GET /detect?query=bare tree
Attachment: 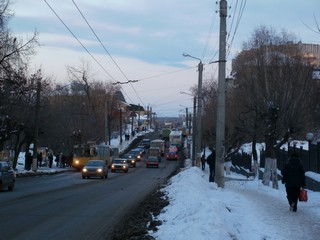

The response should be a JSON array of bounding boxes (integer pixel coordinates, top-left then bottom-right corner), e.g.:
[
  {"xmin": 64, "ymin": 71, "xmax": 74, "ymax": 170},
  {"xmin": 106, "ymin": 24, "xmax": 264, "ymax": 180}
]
[{"xmin": 232, "ymin": 25, "xmax": 315, "ymax": 188}]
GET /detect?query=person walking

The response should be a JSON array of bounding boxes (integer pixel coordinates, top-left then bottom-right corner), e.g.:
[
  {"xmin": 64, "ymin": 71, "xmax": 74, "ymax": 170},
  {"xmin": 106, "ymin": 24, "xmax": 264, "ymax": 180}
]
[
  {"xmin": 37, "ymin": 151, "xmax": 43, "ymax": 168},
  {"xmin": 281, "ymin": 153, "xmax": 306, "ymax": 212},
  {"xmin": 25, "ymin": 152, "xmax": 32, "ymax": 170},
  {"xmin": 48, "ymin": 150, "xmax": 53, "ymax": 168},
  {"xmin": 206, "ymin": 149, "xmax": 216, "ymax": 182}
]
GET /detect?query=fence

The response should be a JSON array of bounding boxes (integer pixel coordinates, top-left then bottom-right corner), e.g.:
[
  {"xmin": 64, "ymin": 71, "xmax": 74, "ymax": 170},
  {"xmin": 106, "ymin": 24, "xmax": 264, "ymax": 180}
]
[{"xmin": 230, "ymin": 142, "xmax": 320, "ymax": 174}]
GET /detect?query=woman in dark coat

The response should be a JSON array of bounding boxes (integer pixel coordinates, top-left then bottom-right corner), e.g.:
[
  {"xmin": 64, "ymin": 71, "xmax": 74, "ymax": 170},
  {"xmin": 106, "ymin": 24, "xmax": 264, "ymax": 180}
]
[
  {"xmin": 206, "ymin": 150, "xmax": 216, "ymax": 183},
  {"xmin": 281, "ymin": 153, "xmax": 306, "ymax": 212}
]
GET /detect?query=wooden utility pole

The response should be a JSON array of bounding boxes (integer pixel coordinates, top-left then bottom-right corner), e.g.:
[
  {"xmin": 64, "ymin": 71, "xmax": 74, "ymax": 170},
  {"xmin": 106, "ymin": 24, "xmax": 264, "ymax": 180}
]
[{"xmin": 215, "ymin": 0, "xmax": 227, "ymax": 187}]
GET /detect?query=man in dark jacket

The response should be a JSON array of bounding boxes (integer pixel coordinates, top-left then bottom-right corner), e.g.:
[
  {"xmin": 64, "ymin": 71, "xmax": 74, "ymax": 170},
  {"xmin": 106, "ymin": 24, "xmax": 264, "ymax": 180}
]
[
  {"xmin": 281, "ymin": 153, "xmax": 306, "ymax": 212},
  {"xmin": 206, "ymin": 150, "xmax": 216, "ymax": 182}
]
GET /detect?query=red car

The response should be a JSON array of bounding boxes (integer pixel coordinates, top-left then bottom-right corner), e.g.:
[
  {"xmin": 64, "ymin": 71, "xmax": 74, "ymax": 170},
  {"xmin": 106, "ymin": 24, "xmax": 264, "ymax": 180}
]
[
  {"xmin": 146, "ymin": 156, "xmax": 159, "ymax": 168},
  {"xmin": 166, "ymin": 151, "xmax": 178, "ymax": 160}
]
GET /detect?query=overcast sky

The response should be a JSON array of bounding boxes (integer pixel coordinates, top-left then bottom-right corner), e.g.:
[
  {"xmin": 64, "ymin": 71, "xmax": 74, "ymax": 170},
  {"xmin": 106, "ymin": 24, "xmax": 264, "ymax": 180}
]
[{"xmin": 8, "ymin": 0, "xmax": 320, "ymax": 117}]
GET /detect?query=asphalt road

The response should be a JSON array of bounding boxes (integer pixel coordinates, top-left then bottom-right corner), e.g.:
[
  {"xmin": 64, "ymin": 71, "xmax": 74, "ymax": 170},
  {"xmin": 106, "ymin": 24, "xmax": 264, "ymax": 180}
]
[{"xmin": 0, "ymin": 157, "xmax": 179, "ymax": 240}]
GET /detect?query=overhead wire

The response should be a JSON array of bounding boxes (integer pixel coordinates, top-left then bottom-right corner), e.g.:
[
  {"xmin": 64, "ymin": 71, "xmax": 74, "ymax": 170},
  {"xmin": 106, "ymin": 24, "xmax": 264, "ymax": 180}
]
[
  {"xmin": 226, "ymin": 0, "xmax": 247, "ymax": 58},
  {"xmin": 71, "ymin": 0, "xmax": 145, "ymax": 108},
  {"xmin": 132, "ymin": 66, "xmax": 196, "ymax": 82},
  {"xmin": 44, "ymin": 0, "xmax": 117, "ymax": 83}
]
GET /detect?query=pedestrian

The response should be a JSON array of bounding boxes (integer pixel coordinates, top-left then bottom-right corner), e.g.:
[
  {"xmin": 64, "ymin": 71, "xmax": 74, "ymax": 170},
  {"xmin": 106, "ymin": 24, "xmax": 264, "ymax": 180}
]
[
  {"xmin": 25, "ymin": 152, "xmax": 32, "ymax": 170},
  {"xmin": 60, "ymin": 153, "xmax": 66, "ymax": 168},
  {"xmin": 281, "ymin": 152, "xmax": 306, "ymax": 212},
  {"xmin": 206, "ymin": 149, "xmax": 216, "ymax": 182},
  {"xmin": 55, "ymin": 154, "xmax": 60, "ymax": 167},
  {"xmin": 48, "ymin": 150, "xmax": 53, "ymax": 168},
  {"xmin": 37, "ymin": 151, "xmax": 43, "ymax": 168},
  {"xmin": 201, "ymin": 154, "xmax": 206, "ymax": 171}
]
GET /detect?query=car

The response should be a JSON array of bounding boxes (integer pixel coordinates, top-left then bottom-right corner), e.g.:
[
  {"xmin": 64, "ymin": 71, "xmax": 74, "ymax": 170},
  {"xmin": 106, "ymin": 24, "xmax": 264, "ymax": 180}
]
[
  {"xmin": 122, "ymin": 153, "xmax": 137, "ymax": 167},
  {"xmin": 0, "ymin": 161, "xmax": 16, "ymax": 191},
  {"xmin": 111, "ymin": 158, "xmax": 129, "ymax": 173},
  {"xmin": 127, "ymin": 148, "xmax": 143, "ymax": 161},
  {"xmin": 168, "ymin": 145, "xmax": 178, "ymax": 153},
  {"xmin": 135, "ymin": 146, "xmax": 145, "ymax": 156},
  {"xmin": 146, "ymin": 156, "xmax": 159, "ymax": 168},
  {"xmin": 141, "ymin": 138, "xmax": 150, "ymax": 149},
  {"xmin": 82, "ymin": 160, "xmax": 108, "ymax": 179},
  {"xmin": 166, "ymin": 150, "xmax": 178, "ymax": 160}
]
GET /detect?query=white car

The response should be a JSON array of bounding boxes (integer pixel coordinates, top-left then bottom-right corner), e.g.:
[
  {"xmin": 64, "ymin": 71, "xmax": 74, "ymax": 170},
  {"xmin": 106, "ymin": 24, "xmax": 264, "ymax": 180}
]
[{"xmin": 111, "ymin": 158, "xmax": 129, "ymax": 173}]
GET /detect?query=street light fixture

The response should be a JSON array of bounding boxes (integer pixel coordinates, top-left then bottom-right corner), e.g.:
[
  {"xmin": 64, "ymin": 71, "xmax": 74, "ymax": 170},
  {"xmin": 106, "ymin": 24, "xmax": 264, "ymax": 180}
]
[{"xmin": 182, "ymin": 53, "xmax": 203, "ymax": 167}]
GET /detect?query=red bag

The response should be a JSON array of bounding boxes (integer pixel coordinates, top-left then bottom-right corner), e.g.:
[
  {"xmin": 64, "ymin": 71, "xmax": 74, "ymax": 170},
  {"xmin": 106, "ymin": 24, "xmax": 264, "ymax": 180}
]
[{"xmin": 299, "ymin": 189, "xmax": 308, "ymax": 202}]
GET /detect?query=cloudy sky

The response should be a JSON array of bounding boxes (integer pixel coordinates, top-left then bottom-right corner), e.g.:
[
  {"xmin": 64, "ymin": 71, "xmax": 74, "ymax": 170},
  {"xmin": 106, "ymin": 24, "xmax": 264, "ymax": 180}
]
[{"xmin": 8, "ymin": 0, "xmax": 320, "ymax": 117}]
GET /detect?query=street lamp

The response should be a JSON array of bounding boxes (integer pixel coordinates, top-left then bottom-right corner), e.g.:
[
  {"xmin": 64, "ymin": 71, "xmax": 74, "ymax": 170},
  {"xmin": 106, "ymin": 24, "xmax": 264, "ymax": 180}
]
[
  {"xmin": 182, "ymin": 53, "xmax": 203, "ymax": 167},
  {"xmin": 180, "ymin": 91, "xmax": 197, "ymax": 166}
]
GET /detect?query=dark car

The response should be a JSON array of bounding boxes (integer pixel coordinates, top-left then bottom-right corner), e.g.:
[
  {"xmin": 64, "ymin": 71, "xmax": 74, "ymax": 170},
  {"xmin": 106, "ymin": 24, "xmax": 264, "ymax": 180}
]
[
  {"xmin": 127, "ymin": 148, "xmax": 143, "ymax": 161},
  {"xmin": 0, "ymin": 161, "xmax": 16, "ymax": 191},
  {"xmin": 166, "ymin": 150, "xmax": 178, "ymax": 160},
  {"xmin": 122, "ymin": 153, "xmax": 137, "ymax": 167},
  {"xmin": 111, "ymin": 158, "xmax": 129, "ymax": 173},
  {"xmin": 135, "ymin": 146, "xmax": 145, "ymax": 156},
  {"xmin": 141, "ymin": 139, "xmax": 150, "ymax": 149},
  {"xmin": 82, "ymin": 160, "xmax": 108, "ymax": 179},
  {"xmin": 146, "ymin": 156, "xmax": 159, "ymax": 168}
]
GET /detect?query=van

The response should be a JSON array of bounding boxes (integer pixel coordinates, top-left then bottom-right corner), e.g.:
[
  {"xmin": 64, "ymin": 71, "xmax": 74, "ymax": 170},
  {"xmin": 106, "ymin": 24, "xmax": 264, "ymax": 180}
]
[{"xmin": 148, "ymin": 147, "xmax": 161, "ymax": 161}]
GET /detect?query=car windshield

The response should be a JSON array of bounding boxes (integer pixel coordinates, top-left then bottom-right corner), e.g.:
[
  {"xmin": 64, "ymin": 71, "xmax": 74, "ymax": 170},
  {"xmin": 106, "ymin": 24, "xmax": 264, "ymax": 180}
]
[
  {"xmin": 87, "ymin": 161, "xmax": 103, "ymax": 166},
  {"xmin": 127, "ymin": 152, "xmax": 139, "ymax": 157},
  {"xmin": 114, "ymin": 160, "xmax": 125, "ymax": 164},
  {"xmin": 148, "ymin": 157, "xmax": 158, "ymax": 161},
  {"xmin": 123, "ymin": 154, "xmax": 134, "ymax": 159}
]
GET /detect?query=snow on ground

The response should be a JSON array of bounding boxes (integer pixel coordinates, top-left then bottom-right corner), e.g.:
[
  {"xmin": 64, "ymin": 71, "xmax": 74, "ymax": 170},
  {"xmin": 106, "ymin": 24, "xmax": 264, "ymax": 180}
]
[{"xmin": 150, "ymin": 163, "xmax": 320, "ymax": 240}]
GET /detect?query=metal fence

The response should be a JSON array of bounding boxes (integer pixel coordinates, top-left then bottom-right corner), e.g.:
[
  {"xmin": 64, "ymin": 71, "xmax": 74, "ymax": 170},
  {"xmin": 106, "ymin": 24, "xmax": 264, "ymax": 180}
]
[{"xmin": 230, "ymin": 142, "xmax": 320, "ymax": 174}]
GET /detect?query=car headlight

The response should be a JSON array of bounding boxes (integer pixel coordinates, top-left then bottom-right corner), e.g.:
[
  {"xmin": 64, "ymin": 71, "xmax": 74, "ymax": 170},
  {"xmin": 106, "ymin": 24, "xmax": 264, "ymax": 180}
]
[
  {"xmin": 111, "ymin": 165, "xmax": 115, "ymax": 168},
  {"xmin": 82, "ymin": 168, "xmax": 87, "ymax": 172},
  {"xmin": 75, "ymin": 160, "xmax": 79, "ymax": 164},
  {"xmin": 131, "ymin": 160, "xmax": 135, "ymax": 163},
  {"xmin": 97, "ymin": 168, "xmax": 102, "ymax": 172}
]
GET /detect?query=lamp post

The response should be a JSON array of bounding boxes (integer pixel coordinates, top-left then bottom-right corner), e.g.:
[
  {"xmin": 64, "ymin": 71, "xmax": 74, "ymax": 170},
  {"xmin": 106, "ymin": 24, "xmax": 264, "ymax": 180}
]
[
  {"xmin": 119, "ymin": 108, "xmax": 123, "ymax": 144},
  {"xmin": 182, "ymin": 53, "xmax": 203, "ymax": 167},
  {"xmin": 180, "ymin": 91, "xmax": 197, "ymax": 165},
  {"xmin": 179, "ymin": 104, "xmax": 189, "ymax": 129}
]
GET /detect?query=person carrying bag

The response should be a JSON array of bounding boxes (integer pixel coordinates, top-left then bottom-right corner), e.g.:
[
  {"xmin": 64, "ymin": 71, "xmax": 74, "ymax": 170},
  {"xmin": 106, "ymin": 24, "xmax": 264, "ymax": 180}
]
[{"xmin": 281, "ymin": 152, "xmax": 306, "ymax": 212}]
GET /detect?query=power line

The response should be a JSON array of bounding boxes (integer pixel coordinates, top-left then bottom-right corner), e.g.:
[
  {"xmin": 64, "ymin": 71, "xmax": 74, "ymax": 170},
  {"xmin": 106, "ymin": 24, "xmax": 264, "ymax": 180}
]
[
  {"xmin": 44, "ymin": 0, "xmax": 117, "ymax": 83},
  {"xmin": 72, "ymin": 0, "xmax": 145, "ymax": 109},
  {"xmin": 44, "ymin": 0, "xmax": 137, "ymax": 105},
  {"xmin": 132, "ymin": 66, "xmax": 196, "ymax": 82},
  {"xmin": 226, "ymin": 0, "xmax": 247, "ymax": 58}
]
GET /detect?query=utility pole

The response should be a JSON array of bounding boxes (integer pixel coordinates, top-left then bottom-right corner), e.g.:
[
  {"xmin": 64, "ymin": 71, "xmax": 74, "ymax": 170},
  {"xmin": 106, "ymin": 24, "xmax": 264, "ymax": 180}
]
[
  {"xmin": 196, "ymin": 61, "xmax": 203, "ymax": 167},
  {"xmin": 182, "ymin": 53, "xmax": 204, "ymax": 167},
  {"xmin": 119, "ymin": 108, "xmax": 123, "ymax": 144},
  {"xmin": 192, "ymin": 96, "xmax": 197, "ymax": 166},
  {"xmin": 215, "ymin": 0, "xmax": 227, "ymax": 188},
  {"xmin": 32, "ymin": 78, "xmax": 41, "ymax": 172},
  {"xmin": 185, "ymin": 107, "xmax": 188, "ymax": 129}
]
